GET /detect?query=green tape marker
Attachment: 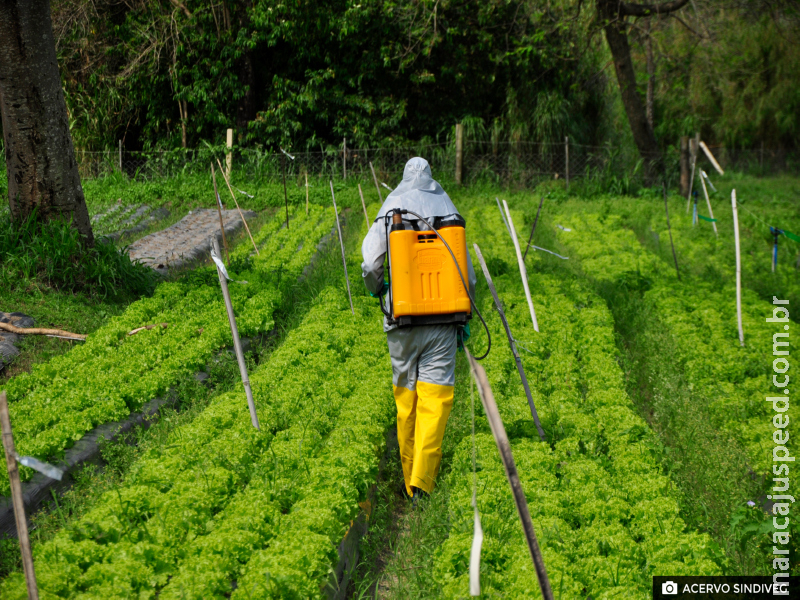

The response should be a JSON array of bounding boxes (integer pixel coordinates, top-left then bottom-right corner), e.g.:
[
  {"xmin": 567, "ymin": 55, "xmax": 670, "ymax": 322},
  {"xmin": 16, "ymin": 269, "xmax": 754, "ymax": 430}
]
[
  {"xmin": 698, "ymin": 215, "xmax": 717, "ymax": 223},
  {"xmin": 783, "ymin": 230, "xmax": 800, "ymax": 243}
]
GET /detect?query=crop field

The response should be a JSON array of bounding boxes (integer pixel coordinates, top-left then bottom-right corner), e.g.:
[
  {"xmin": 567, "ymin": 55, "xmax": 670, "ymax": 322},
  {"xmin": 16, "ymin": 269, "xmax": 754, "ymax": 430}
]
[{"xmin": 0, "ymin": 175, "xmax": 796, "ymax": 598}]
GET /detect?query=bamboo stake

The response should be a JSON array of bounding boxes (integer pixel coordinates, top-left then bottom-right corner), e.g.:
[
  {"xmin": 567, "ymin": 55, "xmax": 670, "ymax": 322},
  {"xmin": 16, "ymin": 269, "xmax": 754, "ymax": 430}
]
[
  {"xmin": 210, "ymin": 163, "xmax": 230, "ymax": 264},
  {"xmin": 225, "ymin": 128, "xmax": 233, "ymax": 179},
  {"xmin": 305, "ymin": 172, "xmax": 309, "ymax": 216},
  {"xmin": 369, "ymin": 161, "xmax": 383, "ymax": 204},
  {"xmin": 523, "ymin": 195, "xmax": 545, "ymax": 261},
  {"xmin": 699, "ymin": 141, "xmax": 724, "ymax": 175},
  {"xmin": 473, "ymin": 244, "xmax": 546, "ymax": 440},
  {"xmin": 699, "ymin": 169, "xmax": 718, "ymax": 236},
  {"xmin": 495, "ymin": 197, "xmax": 512, "ymax": 238},
  {"xmin": 215, "ymin": 158, "xmax": 259, "ymax": 255},
  {"xmin": 210, "ymin": 238, "xmax": 260, "ymax": 429},
  {"xmin": 329, "ymin": 181, "xmax": 354, "ymax": 315},
  {"xmin": 358, "ymin": 184, "xmax": 370, "ymax": 230},
  {"xmin": 732, "ymin": 190, "xmax": 745, "ymax": 346},
  {"xmin": 463, "ymin": 352, "xmax": 553, "ymax": 600},
  {"xmin": 686, "ymin": 133, "xmax": 699, "ymax": 213},
  {"xmin": 663, "ymin": 182, "xmax": 681, "ymax": 281},
  {"xmin": 502, "ymin": 200, "xmax": 539, "ymax": 332},
  {"xmin": 0, "ymin": 392, "xmax": 39, "ymax": 600}
]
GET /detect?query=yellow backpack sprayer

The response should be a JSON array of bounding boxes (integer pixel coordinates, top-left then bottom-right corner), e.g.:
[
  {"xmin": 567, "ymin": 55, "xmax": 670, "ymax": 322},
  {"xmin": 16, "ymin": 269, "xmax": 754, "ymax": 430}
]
[{"xmin": 378, "ymin": 208, "xmax": 491, "ymax": 358}]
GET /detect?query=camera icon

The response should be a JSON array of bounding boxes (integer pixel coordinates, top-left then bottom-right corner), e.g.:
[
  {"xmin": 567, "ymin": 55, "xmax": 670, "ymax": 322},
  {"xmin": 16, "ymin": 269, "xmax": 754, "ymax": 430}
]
[{"xmin": 662, "ymin": 581, "xmax": 679, "ymax": 595}]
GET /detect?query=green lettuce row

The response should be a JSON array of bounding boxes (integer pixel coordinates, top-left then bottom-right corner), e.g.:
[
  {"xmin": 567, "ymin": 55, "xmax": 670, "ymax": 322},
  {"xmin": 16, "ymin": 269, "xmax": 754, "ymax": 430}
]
[
  {"xmin": 649, "ymin": 194, "xmax": 800, "ymax": 310},
  {"xmin": 552, "ymin": 209, "xmax": 796, "ymax": 474},
  {"xmin": 0, "ymin": 206, "xmax": 332, "ymax": 495},
  {"xmin": 0, "ymin": 289, "xmax": 391, "ymax": 599},
  {"xmin": 430, "ymin": 206, "xmax": 721, "ymax": 598}
]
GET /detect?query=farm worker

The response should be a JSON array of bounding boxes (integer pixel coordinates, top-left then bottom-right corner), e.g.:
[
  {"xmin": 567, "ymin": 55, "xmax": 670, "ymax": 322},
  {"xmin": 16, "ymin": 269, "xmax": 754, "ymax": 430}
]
[{"xmin": 361, "ymin": 157, "xmax": 475, "ymax": 502}]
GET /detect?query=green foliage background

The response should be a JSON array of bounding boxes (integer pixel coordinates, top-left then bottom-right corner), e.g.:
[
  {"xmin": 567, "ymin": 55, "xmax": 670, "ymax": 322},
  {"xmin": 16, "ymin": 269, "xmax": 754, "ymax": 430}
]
[{"xmin": 49, "ymin": 0, "xmax": 798, "ymax": 155}]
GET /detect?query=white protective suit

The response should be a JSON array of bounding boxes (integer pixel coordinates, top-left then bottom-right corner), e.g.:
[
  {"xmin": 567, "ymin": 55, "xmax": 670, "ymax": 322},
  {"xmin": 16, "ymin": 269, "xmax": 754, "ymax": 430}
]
[{"xmin": 361, "ymin": 157, "xmax": 476, "ymax": 495}]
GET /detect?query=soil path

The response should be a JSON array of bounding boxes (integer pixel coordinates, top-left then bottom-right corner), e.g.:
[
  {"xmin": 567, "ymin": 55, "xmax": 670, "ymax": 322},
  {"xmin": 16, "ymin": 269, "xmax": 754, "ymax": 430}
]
[{"xmin": 128, "ymin": 208, "xmax": 256, "ymax": 273}]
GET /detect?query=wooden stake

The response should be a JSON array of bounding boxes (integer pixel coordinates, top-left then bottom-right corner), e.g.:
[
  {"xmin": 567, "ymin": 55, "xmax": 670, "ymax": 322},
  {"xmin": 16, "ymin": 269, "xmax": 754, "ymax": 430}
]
[
  {"xmin": 663, "ymin": 182, "xmax": 681, "ymax": 281},
  {"xmin": 502, "ymin": 200, "xmax": 539, "ymax": 332},
  {"xmin": 305, "ymin": 171, "xmax": 309, "ymax": 216},
  {"xmin": 523, "ymin": 195, "xmax": 545, "ymax": 261},
  {"xmin": 463, "ymin": 353, "xmax": 553, "ymax": 600},
  {"xmin": 369, "ymin": 161, "xmax": 383, "ymax": 204},
  {"xmin": 686, "ymin": 133, "xmax": 699, "ymax": 213},
  {"xmin": 455, "ymin": 123, "xmax": 464, "ymax": 185},
  {"xmin": 473, "ymin": 244, "xmax": 546, "ymax": 440},
  {"xmin": 699, "ymin": 170, "xmax": 718, "ymax": 236},
  {"xmin": 700, "ymin": 141, "xmax": 724, "ymax": 176},
  {"xmin": 0, "ymin": 392, "xmax": 39, "ymax": 600},
  {"xmin": 496, "ymin": 197, "xmax": 512, "ymax": 239},
  {"xmin": 564, "ymin": 136, "xmax": 569, "ymax": 191},
  {"xmin": 226, "ymin": 128, "xmax": 233, "ymax": 180},
  {"xmin": 732, "ymin": 190, "xmax": 745, "ymax": 346},
  {"xmin": 210, "ymin": 238, "xmax": 260, "ymax": 429},
  {"xmin": 343, "ymin": 137, "xmax": 347, "ymax": 181},
  {"xmin": 211, "ymin": 163, "xmax": 230, "ymax": 264},
  {"xmin": 215, "ymin": 158, "xmax": 259, "ymax": 255},
  {"xmin": 281, "ymin": 152, "xmax": 289, "ymax": 230},
  {"xmin": 330, "ymin": 181, "xmax": 354, "ymax": 315},
  {"xmin": 358, "ymin": 184, "xmax": 369, "ymax": 230}
]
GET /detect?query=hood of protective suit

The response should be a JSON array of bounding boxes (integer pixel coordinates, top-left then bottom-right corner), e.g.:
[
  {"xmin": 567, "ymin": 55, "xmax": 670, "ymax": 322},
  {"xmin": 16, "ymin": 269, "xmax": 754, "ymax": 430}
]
[{"xmin": 374, "ymin": 157, "xmax": 460, "ymax": 222}]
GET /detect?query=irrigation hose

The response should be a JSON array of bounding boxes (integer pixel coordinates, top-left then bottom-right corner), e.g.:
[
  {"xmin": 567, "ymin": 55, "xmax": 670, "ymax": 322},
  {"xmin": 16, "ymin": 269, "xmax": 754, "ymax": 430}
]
[{"xmin": 382, "ymin": 209, "xmax": 491, "ymax": 361}]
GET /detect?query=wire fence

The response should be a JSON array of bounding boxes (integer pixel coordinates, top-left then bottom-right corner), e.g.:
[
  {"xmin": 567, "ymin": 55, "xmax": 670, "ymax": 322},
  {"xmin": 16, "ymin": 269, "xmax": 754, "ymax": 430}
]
[{"xmin": 67, "ymin": 140, "xmax": 800, "ymax": 187}]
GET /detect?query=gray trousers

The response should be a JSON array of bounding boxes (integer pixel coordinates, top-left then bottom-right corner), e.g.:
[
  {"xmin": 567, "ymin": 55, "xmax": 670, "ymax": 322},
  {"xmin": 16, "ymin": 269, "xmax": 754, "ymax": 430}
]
[{"xmin": 386, "ymin": 324, "xmax": 457, "ymax": 391}]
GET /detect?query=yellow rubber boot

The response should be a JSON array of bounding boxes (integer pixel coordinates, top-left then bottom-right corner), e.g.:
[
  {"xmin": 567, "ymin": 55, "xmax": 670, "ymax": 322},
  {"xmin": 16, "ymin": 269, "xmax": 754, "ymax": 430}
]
[
  {"xmin": 410, "ymin": 381, "xmax": 454, "ymax": 493},
  {"xmin": 393, "ymin": 385, "xmax": 418, "ymax": 497}
]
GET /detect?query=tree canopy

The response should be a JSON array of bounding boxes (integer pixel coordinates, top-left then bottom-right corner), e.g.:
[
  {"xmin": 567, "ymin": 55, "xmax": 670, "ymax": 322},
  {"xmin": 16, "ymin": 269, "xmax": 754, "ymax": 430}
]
[{"xmin": 51, "ymin": 0, "xmax": 799, "ymax": 154}]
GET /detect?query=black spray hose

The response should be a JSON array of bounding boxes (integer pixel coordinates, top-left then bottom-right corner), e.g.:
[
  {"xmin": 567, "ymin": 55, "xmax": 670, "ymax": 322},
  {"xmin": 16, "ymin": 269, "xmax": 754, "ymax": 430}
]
[{"xmin": 382, "ymin": 208, "xmax": 491, "ymax": 360}]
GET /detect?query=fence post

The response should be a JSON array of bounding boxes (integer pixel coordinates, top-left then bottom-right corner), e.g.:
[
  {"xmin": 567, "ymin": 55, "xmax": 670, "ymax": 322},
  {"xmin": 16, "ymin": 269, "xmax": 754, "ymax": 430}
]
[
  {"xmin": 455, "ymin": 123, "xmax": 463, "ymax": 185},
  {"xmin": 226, "ymin": 128, "xmax": 233, "ymax": 180},
  {"xmin": 118, "ymin": 139, "xmax": 122, "ymax": 172},
  {"xmin": 680, "ymin": 136, "xmax": 690, "ymax": 196},
  {"xmin": 343, "ymin": 137, "xmax": 347, "ymax": 181},
  {"xmin": 564, "ymin": 136, "xmax": 569, "ymax": 191}
]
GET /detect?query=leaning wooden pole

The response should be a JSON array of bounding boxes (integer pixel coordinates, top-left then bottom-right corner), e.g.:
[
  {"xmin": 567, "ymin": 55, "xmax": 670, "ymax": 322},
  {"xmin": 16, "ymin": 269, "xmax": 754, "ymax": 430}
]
[
  {"xmin": 0, "ymin": 392, "xmax": 39, "ymax": 600},
  {"xmin": 463, "ymin": 352, "xmax": 554, "ymax": 600},
  {"xmin": 358, "ymin": 183, "xmax": 370, "ymax": 230},
  {"xmin": 523, "ymin": 195, "xmax": 545, "ymax": 261},
  {"xmin": 474, "ymin": 244, "xmax": 546, "ymax": 441},
  {"xmin": 305, "ymin": 172, "xmax": 309, "ymax": 216},
  {"xmin": 330, "ymin": 181, "xmax": 354, "ymax": 315},
  {"xmin": 369, "ymin": 161, "xmax": 383, "ymax": 204},
  {"xmin": 211, "ymin": 163, "xmax": 230, "ymax": 264},
  {"xmin": 215, "ymin": 158, "xmax": 259, "ymax": 255},
  {"xmin": 210, "ymin": 238, "xmax": 260, "ymax": 429},
  {"xmin": 502, "ymin": 200, "xmax": 539, "ymax": 332},
  {"xmin": 732, "ymin": 190, "xmax": 745, "ymax": 346}
]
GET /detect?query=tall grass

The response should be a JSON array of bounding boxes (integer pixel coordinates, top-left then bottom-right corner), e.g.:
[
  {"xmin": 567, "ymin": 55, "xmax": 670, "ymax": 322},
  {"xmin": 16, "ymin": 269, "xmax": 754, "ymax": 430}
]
[{"xmin": 0, "ymin": 211, "xmax": 156, "ymax": 298}]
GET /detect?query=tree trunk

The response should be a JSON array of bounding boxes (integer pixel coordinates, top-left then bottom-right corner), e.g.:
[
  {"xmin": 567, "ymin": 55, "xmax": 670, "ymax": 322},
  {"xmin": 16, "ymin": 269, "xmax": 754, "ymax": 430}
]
[
  {"xmin": 646, "ymin": 23, "xmax": 655, "ymax": 132},
  {"xmin": 679, "ymin": 135, "xmax": 690, "ymax": 196},
  {"xmin": 236, "ymin": 52, "xmax": 257, "ymax": 130},
  {"xmin": 597, "ymin": 0, "xmax": 664, "ymax": 180},
  {"xmin": 0, "ymin": 0, "xmax": 93, "ymax": 244}
]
